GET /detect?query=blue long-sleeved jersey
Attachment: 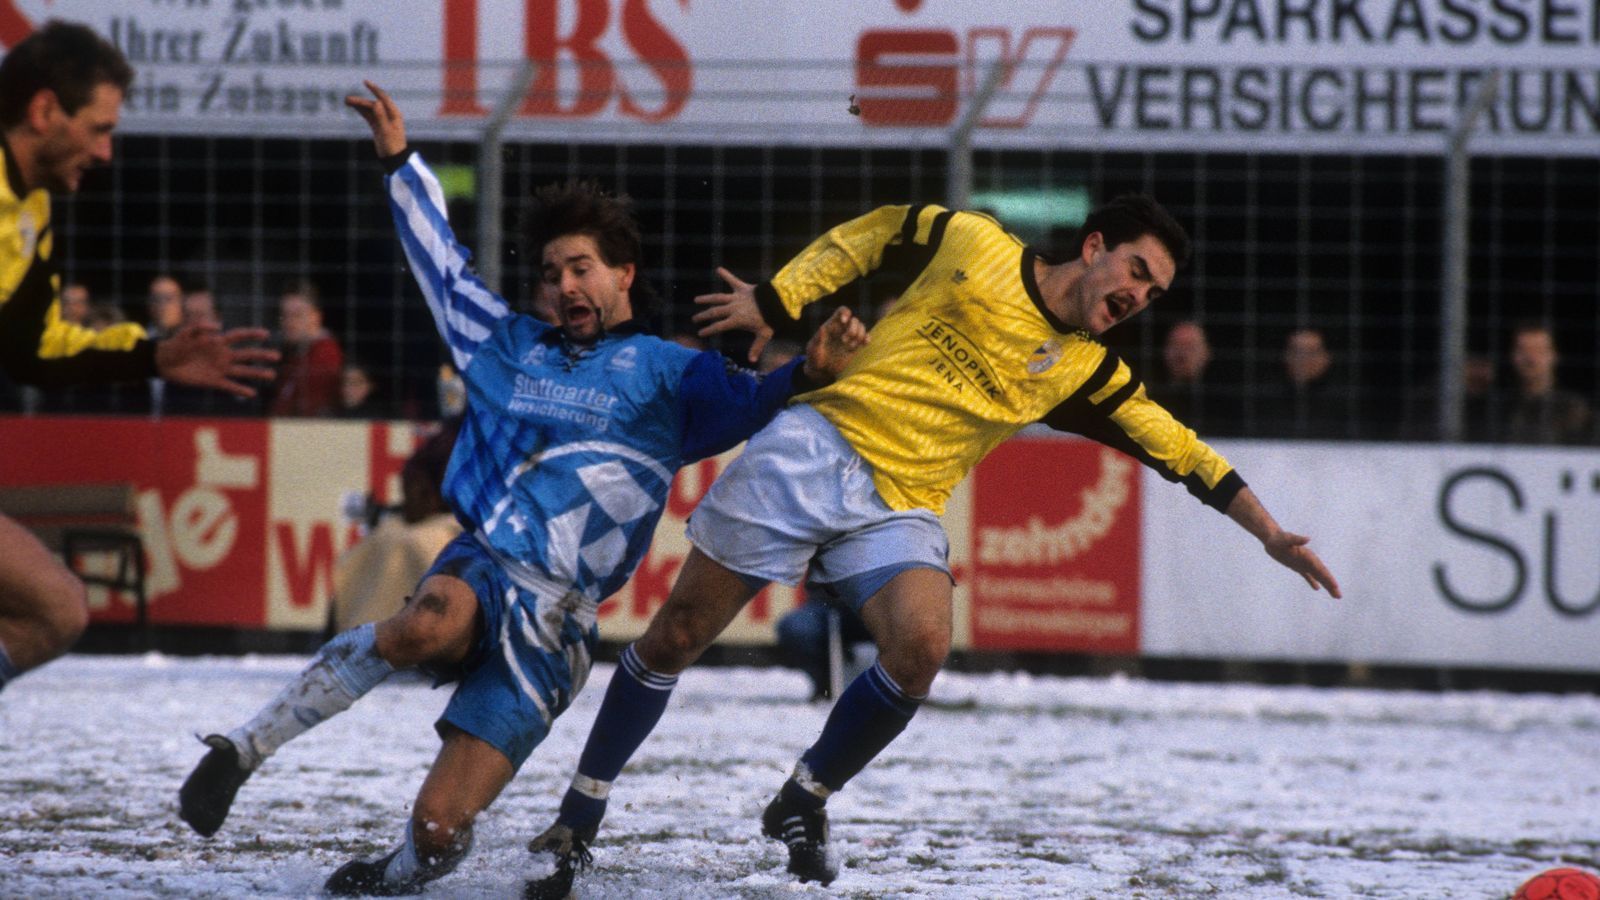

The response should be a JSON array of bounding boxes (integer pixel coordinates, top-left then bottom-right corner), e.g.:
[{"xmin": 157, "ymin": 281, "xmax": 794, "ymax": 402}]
[{"xmin": 385, "ymin": 150, "xmax": 810, "ymax": 602}]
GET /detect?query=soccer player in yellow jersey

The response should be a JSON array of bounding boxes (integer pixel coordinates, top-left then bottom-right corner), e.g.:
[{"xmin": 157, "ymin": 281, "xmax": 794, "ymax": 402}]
[
  {"xmin": 525, "ymin": 195, "xmax": 1341, "ymax": 894},
  {"xmin": 0, "ymin": 22, "xmax": 276, "ymax": 696}
]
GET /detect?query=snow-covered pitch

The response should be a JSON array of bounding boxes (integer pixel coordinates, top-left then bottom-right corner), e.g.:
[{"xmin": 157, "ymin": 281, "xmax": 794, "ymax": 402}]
[{"xmin": 2, "ymin": 654, "xmax": 1596, "ymax": 898}]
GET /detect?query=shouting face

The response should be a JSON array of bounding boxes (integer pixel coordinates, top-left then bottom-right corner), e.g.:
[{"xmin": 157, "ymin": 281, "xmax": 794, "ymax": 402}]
[
  {"xmin": 541, "ymin": 233, "xmax": 635, "ymax": 345},
  {"xmin": 1068, "ymin": 232, "xmax": 1175, "ymax": 335}
]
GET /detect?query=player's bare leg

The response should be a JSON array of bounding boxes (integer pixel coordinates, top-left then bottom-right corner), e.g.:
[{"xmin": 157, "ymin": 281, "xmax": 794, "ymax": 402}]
[
  {"xmin": 325, "ymin": 727, "xmax": 513, "ymax": 895},
  {"xmin": 179, "ymin": 574, "xmax": 480, "ymax": 836},
  {"xmin": 0, "ymin": 514, "xmax": 89, "ymax": 692},
  {"xmin": 527, "ymin": 547, "xmax": 759, "ymax": 899},
  {"xmin": 762, "ymin": 567, "xmax": 951, "ymax": 885}
]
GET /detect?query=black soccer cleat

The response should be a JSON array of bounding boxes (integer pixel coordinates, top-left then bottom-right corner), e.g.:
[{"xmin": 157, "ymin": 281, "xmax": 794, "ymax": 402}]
[
  {"xmin": 178, "ymin": 734, "xmax": 253, "ymax": 837},
  {"xmin": 324, "ymin": 849, "xmax": 418, "ymax": 897},
  {"xmin": 761, "ymin": 793, "xmax": 839, "ymax": 886},
  {"xmin": 523, "ymin": 821, "xmax": 597, "ymax": 900}
]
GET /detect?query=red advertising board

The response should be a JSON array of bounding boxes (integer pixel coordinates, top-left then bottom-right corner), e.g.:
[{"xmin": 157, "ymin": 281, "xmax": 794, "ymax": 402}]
[
  {"xmin": 0, "ymin": 416, "xmax": 429, "ymax": 629},
  {"xmin": 969, "ymin": 438, "xmax": 1141, "ymax": 654},
  {"xmin": 1, "ymin": 416, "xmax": 271, "ymax": 626}
]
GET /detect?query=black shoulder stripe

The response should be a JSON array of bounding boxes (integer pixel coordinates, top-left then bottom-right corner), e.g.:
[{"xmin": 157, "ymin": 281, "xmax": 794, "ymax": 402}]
[
  {"xmin": 900, "ymin": 204, "xmax": 926, "ymax": 244},
  {"xmin": 1099, "ymin": 372, "xmax": 1142, "ymax": 414},
  {"xmin": 1067, "ymin": 350, "xmax": 1120, "ymax": 406},
  {"xmin": 925, "ymin": 209, "xmax": 954, "ymax": 255},
  {"xmin": 879, "ymin": 207, "xmax": 955, "ymax": 296}
]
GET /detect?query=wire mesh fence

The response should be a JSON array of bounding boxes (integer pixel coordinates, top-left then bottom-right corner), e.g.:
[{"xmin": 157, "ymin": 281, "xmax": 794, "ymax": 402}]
[{"xmin": 23, "ymin": 59, "xmax": 1600, "ymax": 444}]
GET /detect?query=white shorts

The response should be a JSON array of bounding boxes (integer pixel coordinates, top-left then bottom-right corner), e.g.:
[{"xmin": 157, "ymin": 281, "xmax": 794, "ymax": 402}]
[{"xmin": 686, "ymin": 404, "xmax": 950, "ymax": 610}]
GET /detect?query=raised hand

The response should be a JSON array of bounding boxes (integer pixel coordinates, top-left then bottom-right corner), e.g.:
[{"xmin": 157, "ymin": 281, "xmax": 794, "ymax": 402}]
[
  {"xmin": 801, "ymin": 306, "xmax": 870, "ymax": 382},
  {"xmin": 154, "ymin": 325, "xmax": 279, "ymax": 398},
  {"xmin": 692, "ymin": 267, "xmax": 773, "ymax": 364},
  {"xmin": 344, "ymin": 80, "xmax": 408, "ymax": 158}
]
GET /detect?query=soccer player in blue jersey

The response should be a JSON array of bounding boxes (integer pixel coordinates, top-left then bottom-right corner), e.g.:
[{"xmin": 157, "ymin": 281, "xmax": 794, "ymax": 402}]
[{"xmin": 175, "ymin": 82, "xmax": 866, "ymax": 896}]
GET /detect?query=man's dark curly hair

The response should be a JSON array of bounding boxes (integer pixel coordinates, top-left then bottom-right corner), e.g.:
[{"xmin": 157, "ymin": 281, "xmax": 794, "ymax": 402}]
[
  {"xmin": 1072, "ymin": 193, "xmax": 1192, "ymax": 269},
  {"xmin": 523, "ymin": 179, "xmax": 657, "ymax": 323},
  {"xmin": 0, "ymin": 20, "xmax": 133, "ymax": 129}
]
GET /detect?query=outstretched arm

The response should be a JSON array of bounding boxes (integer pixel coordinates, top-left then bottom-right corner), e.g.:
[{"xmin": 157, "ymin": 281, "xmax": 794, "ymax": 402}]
[
  {"xmin": 346, "ymin": 81, "xmax": 511, "ymax": 372},
  {"xmin": 1225, "ymin": 486, "xmax": 1342, "ymax": 598},
  {"xmin": 694, "ymin": 204, "xmax": 924, "ymax": 363}
]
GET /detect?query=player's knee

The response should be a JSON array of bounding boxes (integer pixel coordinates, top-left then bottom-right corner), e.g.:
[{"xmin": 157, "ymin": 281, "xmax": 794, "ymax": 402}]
[
  {"xmin": 380, "ymin": 592, "xmax": 461, "ymax": 664},
  {"xmin": 880, "ymin": 625, "xmax": 948, "ymax": 693},
  {"xmin": 36, "ymin": 570, "xmax": 89, "ymax": 656},
  {"xmin": 638, "ymin": 612, "xmax": 706, "ymax": 673}
]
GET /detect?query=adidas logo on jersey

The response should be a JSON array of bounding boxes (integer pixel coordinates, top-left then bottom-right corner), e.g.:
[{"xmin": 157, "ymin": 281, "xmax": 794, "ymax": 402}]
[
  {"xmin": 521, "ymin": 345, "xmax": 551, "ymax": 367},
  {"xmin": 608, "ymin": 345, "xmax": 638, "ymax": 371},
  {"xmin": 951, "ymin": 269, "xmax": 968, "ymax": 284}
]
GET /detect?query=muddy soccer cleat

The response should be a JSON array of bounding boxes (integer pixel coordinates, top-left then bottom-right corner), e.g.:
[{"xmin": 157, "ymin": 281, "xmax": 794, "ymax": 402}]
[
  {"xmin": 178, "ymin": 734, "xmax": 253, "ymax": 837},
  {"xmin": 523, "ymin": 821, "xmax": 597, "ymax": 900},
  {"xmin": 324, "ymin": 849, "xmax": 418, "ymax": 897},
  {"xmin": 761, "ymin": 792, "xmax": 839, "ymax": 885}
]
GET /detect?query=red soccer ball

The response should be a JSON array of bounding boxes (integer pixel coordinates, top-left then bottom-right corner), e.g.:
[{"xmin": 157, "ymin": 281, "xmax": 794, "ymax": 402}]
[{"xmin": 1512, "ymin": 868, "xmax": 1600, "ymax": 900}]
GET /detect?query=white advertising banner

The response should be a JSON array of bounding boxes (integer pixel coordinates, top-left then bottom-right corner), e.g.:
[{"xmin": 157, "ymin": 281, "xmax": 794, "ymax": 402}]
[
  {"xmin": 3, "ymin": 0, "xmax": 1595, "ymax": 154},
  {"xmin": 1141, "ymin": 440, "xmax": 1600, "ymax": 672}
]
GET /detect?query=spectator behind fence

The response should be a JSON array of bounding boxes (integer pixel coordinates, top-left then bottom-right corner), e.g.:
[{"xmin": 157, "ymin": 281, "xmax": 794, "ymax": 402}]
[
  {"xmin": 328, "ymin": 418, "xmax": 464, "ymax": 633},
  {"xmin": 161, "ymin": 285, "xmax": 247, "ymax": 416},
  {"xmin": 1147, "ymin": 320, "xmax": 1235, "ymax": 435},
  {"xmin": 1502, "ymin": 321, "xmax": 1593, "ymax": 445},
  {"xmin": 1256, "ymin": 327, "xmax": 1358, "ymax": 440},
  {"xmin": 1398, "ymin": 353, "xmax": 1499, "ymax": 443},
  {"xmin": 336, "ymin": 361, "xmax": 381, "ymax": 419},
  {"xmin": 60, "ymin": 281, "xmax": 91, "ymax": 326},
  {"xmin": 182, "ymin": 287, "xmax": 219, "ymax": 329},
  {"xmin": 267, "ymin": 280, "xmax": 343, "ymax": 417},
  {"xmin": 145, "ymin": 274, "xmax": 183, "ymax": 339}
]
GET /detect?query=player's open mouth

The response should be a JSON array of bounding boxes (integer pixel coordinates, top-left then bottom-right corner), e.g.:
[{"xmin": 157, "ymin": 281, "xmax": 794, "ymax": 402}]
[
  {"xmin": 565, "ymin": 305, "xmax": 595, "ymax": 326},
  {"xmin": 1105, "ymin": 294, "xmax": 1129, "ymax": 322}
]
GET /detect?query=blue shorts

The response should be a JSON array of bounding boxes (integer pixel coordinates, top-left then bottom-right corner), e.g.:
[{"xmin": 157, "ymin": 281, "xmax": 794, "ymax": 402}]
[
  {"xmin": 421, "ymin": 532, "xmax": 598, "ymax": 770},
  {"xmin": 686, "ymin": 404, "xmax": 951, "ymax": 614}
]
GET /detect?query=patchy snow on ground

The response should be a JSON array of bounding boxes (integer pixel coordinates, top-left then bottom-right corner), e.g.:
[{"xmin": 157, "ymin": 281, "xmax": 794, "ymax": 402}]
[{"xmin": 2, "ymin": 654, "xmax": 1598, "ymax": 898}]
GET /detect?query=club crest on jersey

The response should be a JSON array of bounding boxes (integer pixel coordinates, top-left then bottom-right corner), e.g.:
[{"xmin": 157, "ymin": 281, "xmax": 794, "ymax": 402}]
[
  {"xmin": 1028, "ymin": 339, "xmax": 1064, "ymax": 374},
  {"xmin": 951, "ymin": 269, "xmax": 968, "ymax": 284},
  {"xmin": 608, "ymin": 345, "xmax": 638, "ymax": 371}
]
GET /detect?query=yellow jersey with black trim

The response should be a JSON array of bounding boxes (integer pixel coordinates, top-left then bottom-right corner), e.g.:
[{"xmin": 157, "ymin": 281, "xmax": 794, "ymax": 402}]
[
  {"xmin": 0, "ymin": 139, "xmax": 151, "ymax": 387},
  {"xmin": 753, "ymin": 204, "xmax": 1243, "ymax": 516}
]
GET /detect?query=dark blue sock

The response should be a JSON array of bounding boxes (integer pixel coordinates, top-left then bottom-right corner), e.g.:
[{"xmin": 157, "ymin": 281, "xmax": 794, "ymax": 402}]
[
  {"xmin": 557, "ymin": 643, "xmax": 678, "ymax": 830},
  {"xmin": 0, "ymin": 641, "xmax": 17, "ymax": 693},
  {"xmin": 791, "ymin": 661, "xmax": 922, "ymax": 804}
]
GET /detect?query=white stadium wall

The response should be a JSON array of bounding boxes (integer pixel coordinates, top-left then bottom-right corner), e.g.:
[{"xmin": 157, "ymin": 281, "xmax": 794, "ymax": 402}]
[{"xmin": 1140, "ymin": 440, "xmax": 1600, "ymax": 672}]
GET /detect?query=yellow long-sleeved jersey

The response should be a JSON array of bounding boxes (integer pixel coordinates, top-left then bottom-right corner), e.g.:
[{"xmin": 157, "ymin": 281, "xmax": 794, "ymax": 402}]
[
  {"xmin": 0, "ymin": 139, "xmax": 151, "ymax": 387},
  {"xmin": 754, "ymin": 204, "xmax": 1244, "ymax": 516}
]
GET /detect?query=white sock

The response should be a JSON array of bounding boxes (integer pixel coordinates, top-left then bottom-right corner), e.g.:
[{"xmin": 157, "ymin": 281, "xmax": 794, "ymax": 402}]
[{"xmin": 226, "ymin": 624, "xmax": 393, "ymax": 769}]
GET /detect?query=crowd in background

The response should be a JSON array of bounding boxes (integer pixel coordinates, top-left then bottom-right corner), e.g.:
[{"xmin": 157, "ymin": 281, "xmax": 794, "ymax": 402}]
[
  {"xmin": 1144, "ymin": 318, "xmax": 1595, "ymax": 445},
  {"xmin": 1, "ymin": 272, "xmax": 431, "ymax": 420},
  {"xmin": 3, "ymin": 268, "xmax": 1592, "ymax": 448}
]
